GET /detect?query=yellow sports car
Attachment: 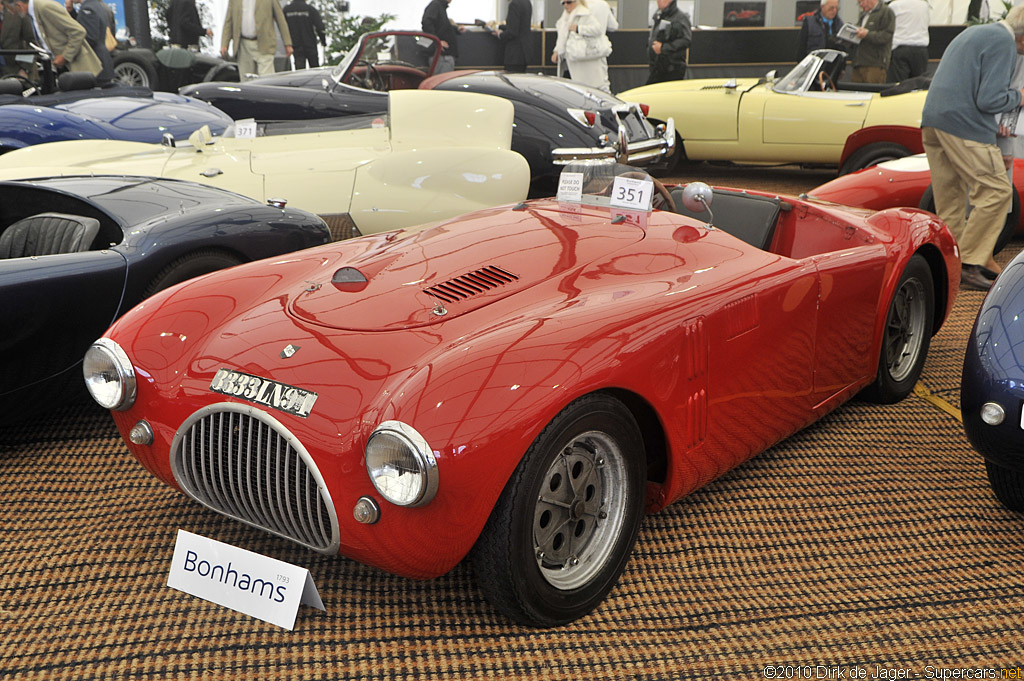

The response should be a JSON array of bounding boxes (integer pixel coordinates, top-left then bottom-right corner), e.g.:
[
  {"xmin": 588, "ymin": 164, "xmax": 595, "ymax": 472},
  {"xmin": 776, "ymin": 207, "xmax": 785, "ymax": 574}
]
[
  {"xmin": 0, "ymin": 90, "xmax": 530, "ymax": 240},
  {"xmin": 619, "ymin": 49, "xmax": 927, "ymax": 175}
]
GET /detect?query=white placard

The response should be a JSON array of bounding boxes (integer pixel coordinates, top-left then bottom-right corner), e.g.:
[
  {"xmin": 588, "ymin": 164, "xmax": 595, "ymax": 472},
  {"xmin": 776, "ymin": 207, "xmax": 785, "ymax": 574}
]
[
  {"xmin": 167, "ymin": 529, "xmax": 326, "ymax": 630},
  {"xmin": 557, "ymin": 172, "xmax": 584, "ymax": 203},
  {"xmin": 234, "ymin": 118, "xmax": 258, "ymax": 139},
  {"xmin": 609, "ymin": 176, "xmax": 654, "ymax": 211}
]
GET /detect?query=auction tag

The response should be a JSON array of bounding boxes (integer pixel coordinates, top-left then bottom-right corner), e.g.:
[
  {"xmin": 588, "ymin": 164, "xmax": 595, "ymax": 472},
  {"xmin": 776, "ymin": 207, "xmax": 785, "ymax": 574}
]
[
  {"xmin": 167, "ymin": 530, "xmax": 326, "ymax": 630},
  {"xmin": 609, "ymin": 176, "xmax": 654, "ymax": 211},
  {"xmin": 557, "ymin": 172, "xmax": 584, "ymax": 203},
  {"xmin": 234, "ymin": 118, "xmax": 257, "ymax": 139}
]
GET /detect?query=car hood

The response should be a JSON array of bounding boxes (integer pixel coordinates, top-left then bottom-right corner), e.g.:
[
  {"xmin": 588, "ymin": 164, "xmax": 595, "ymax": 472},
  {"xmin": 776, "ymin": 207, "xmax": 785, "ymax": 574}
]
[
  {"xmin": 620, "ymin": 77, "xmax": 764, "ymax": 100},
  {"xmin": 56, "ymin": 93, "xmax": 233, "ymax": 139},
  {"xmin": 287, "ymin": 203, "xmax": 645, "ymax": 332},
  {"xmin": 443, "ymin": 71, "xmax": 625, "ymax": 110},
  {"xmin": 0, "ymin": 139, "xmax": 177, "ymax": 180}
]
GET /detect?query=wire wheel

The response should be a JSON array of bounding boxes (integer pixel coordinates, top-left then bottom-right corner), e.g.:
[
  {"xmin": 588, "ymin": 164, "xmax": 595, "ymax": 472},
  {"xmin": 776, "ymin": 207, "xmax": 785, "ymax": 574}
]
[{"xmin": 533, "ymin": 431, "xmax": 628, "ymax": 591}]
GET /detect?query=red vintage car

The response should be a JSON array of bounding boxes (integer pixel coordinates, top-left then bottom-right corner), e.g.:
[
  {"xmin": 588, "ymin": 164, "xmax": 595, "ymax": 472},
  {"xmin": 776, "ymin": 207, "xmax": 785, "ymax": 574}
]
[
  {"xmin": 84, "ymin": 163, "xmax": 959, "ymax": 627},
  {"xmin": 810, "ymin": 153, "xmax": 1024, "ymax": 251}
]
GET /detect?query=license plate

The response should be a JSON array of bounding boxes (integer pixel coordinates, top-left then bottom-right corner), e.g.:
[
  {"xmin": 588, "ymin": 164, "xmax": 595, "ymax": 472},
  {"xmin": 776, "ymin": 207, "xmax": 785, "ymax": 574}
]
[{"xmin": 209, "ymin": 368, "xmax": 318, "ymax": 418}]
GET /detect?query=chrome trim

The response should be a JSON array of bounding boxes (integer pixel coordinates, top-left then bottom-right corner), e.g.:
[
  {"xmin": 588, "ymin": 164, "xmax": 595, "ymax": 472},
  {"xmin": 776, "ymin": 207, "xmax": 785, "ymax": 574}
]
[
  {"xmin": 551, "ymin": 116, "xmax": 675, "ymax": 167},
  {"xmin": 170, "ymin": 402, "xmax": 340, "ymax": 554},
  {"xmin": 84, "ymin": 338, "xmax": 137, "ymax": 411}
]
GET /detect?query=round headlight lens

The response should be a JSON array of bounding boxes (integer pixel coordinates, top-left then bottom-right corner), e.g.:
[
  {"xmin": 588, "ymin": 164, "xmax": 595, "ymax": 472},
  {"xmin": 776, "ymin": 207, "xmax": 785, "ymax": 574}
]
[
  {"xmin": 83, "ymin": 338, "xmax": 136, "ymax": 411},
  {"xmin": 365, "ymin": 421, "xmax": 437, "ymax": 507},
  {"xmin": 981, "ymin": 402, "xmax": 1007, "ymax": 426}
]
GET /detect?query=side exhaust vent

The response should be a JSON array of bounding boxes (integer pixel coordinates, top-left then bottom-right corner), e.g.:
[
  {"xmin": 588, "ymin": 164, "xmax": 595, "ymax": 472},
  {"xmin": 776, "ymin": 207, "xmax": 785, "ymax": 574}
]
[{"xmin": 424, "ymin": 266, "xmax": 519, "ymax": 304}]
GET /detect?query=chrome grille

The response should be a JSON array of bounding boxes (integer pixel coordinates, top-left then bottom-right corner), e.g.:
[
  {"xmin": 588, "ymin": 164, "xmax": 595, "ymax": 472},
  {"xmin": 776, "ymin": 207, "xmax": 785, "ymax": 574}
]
[
  {"xmin": 170, "ymin": 404, "xmax": 339, "ymax": 553},
  {"xmin": 424, "ymin": 266, "xmax": 519, "ymax": 304}
]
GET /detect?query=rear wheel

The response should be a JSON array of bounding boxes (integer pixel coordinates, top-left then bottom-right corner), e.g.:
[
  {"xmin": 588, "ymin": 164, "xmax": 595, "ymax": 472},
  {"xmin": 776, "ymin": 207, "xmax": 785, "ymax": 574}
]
[
  {"xmin": 839, "ymin": 142, "xmax": 911, "ymax": 175},
  {"xmin": 143, "ymin": 250, "xmax": 242, "ymax": 298},
  {"xmin": 985, "ymin": 460, "xmax": 1024, "ymax": 512},
  {"xmin": 861, "ymin": 254, "xmax": 934, "ymax": 404},
  {"xmin": 113, "ymin": 53, "xmax": 158, "ymax": 89},
  {"xmin": 919, "ymin": 184, "xmax": 1019, "ymax": 255},
  {"xmin": 471, "ymin": 394, "xmax": 646, "ymax": 627}
]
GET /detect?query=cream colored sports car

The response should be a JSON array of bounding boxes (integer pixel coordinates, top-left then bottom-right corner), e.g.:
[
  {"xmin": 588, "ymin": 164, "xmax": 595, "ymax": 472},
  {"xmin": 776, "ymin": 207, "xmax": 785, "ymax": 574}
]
[
  {"xmin": 619, "ymin": 49, "xmax": 927, "ymax": 175},
  {"xmin": 0, "ymin": 90, "xmax": 530, "ymax": 240}
]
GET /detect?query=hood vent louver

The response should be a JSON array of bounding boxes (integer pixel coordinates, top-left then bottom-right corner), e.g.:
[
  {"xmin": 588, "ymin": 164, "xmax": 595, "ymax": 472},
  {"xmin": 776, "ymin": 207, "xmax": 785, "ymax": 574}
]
[{"xmin": 424, "ymin": 266, "xmax": 519, "ymax": 304}]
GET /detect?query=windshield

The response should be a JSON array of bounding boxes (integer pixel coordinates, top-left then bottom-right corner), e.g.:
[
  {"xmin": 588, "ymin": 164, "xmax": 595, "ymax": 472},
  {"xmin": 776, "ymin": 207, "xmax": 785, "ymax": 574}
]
[
  {"xmin": 330, "ymin": 32, "xmax": 440, "ymax": 90},
  {"xmin": 557, "ymin": 161, "xmax": 657, "ymax": 212},
  {"xmin": 772, "ymin": 49, "xmax": 846, "ymax": 93}
]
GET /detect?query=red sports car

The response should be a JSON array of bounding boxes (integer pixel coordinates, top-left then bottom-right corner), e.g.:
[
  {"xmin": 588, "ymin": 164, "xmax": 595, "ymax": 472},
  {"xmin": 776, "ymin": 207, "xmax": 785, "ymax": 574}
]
[
  {"xmin": 810, "ymin": 153, "xmax": 1024, "ymax": 251},
  {"xmin": 84, "ymin": 163, "xmax": 959, "ymax": 627}
]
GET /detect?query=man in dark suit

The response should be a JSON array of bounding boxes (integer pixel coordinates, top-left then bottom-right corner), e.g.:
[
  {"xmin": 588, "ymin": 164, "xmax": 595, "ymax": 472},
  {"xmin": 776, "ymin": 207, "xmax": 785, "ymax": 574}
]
[
  {"xmin": 498, "ymin": 0, "xmax": 531, "ymax": 73},
  {"xmin": 167, "ymin": 0, "xmax": 212, "ymax": 48}
]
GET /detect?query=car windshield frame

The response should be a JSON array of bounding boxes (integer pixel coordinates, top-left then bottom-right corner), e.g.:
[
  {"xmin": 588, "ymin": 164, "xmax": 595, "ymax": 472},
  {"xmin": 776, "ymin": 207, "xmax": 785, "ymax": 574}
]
[
  {"xmin": 329, "ymin": 31, "xmax": 441, "ymax": 93},
  {"xmin": 772, "ymin": 48, "xmax": 847, "ymax": 94}
]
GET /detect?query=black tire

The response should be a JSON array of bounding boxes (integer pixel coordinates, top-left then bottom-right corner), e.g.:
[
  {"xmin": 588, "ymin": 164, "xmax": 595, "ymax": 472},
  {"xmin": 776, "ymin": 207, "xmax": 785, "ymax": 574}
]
[
  {"xmin": 985, "ymin": 460, "xmax": 1024, "ymax": 512},
  {"xmin": 839, "ymin": 142, "xmax": 911, "ymax": 175},
  {"xmin": 113, "ymin": 53, "xmax": 159, "ymax": 89},
  {"xmin": 919, "ymin": 184, "xmax": 1019, "ymax": 256},
  {"xmin": 143, "ymin": 250, "xmax": 242, "ymax": 298},
  {"xmin": 471, "ymin": 393, "xmax": 646, "ymax": 627},
  {"xmin": 861, "ymin": 254, "xmax": 935, "ymax": 404}
]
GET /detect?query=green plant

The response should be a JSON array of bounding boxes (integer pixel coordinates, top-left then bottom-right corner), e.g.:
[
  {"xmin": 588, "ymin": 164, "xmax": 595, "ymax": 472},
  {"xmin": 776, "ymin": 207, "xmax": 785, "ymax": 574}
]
[{"xmin": 320, "ymin": 8, "xmax": 396, "ymax": 63}]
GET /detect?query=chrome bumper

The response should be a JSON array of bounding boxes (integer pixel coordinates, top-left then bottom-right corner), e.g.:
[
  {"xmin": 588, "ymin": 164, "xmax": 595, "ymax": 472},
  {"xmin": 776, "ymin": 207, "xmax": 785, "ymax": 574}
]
[{"xmin": 551, "ymin": 116, "xmax": 676, "ymax": 167}]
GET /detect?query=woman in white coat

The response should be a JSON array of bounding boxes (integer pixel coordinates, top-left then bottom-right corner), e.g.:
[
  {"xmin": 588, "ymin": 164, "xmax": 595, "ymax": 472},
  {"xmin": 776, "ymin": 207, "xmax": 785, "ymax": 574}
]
[{"xmin": 551, "ymin": 0, "xmax": 613, "ymax": 92}]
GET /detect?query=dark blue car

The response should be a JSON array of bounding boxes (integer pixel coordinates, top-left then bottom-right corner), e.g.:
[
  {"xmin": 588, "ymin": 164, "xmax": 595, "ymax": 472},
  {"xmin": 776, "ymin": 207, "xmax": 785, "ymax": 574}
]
[
  {"xmin": 0, "ymin": 175, "xmax": 330, "ymax": 421},
  {"xmin": 0, "ymin": 84, "xmax": 232, "ymax": 154},
  {"xmin": 962, "ymin": 249, "xmax": 1024, "ymax": 510}
]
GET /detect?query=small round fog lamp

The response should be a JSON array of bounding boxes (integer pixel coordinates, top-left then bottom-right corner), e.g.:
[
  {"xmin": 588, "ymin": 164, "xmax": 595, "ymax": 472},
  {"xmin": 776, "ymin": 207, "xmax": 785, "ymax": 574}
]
[
  {"xmin": 364, "ymin": 421, "xmax": 437, "ymax": 507},
  {"xmin": 981, "ymin": 402, "xmax": 1007, "ymax": 426},
  {"xmin": 83, "ymin": 338, "xmax": 136, "ymax": 411}
]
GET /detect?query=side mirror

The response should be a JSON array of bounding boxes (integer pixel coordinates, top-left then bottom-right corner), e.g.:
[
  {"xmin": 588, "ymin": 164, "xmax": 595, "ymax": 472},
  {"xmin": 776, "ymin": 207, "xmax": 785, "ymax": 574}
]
[
  {"xmin": 681, "ymin": 182, "xmax": 715, "ymax": 227},
  {"xmin": 765, "ymin": 69, "xmax": 777, "ymax": 82}
]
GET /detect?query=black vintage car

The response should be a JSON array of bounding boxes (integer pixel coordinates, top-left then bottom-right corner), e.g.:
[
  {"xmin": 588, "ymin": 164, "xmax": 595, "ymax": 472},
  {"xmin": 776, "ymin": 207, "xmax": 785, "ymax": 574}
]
[
  {"xmin": 113, "ymin": 46, "xmax": 239, "ymax": 92},
  {"xmin": 180, "ymin": 31, "xmax": 675, "ymax": 193},
  {"xmin": 0, "ymin": 176, "xmax": 330, "ymax": 419}
]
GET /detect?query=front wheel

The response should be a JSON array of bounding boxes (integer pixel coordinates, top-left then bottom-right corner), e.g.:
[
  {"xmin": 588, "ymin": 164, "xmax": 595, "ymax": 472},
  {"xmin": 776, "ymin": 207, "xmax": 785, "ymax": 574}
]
[
  {"xmin": 861, "ymin": 254, "xmax": 935, "ymax": 404},
  {"xmin": 839, "ymin": 142, "xmax": 911, "ymax": 175},
  {"xmin": 985, "ymin": 460, "xmax": 1024, "ymax": 512},
  {"xmin": 143, "ymin": 250, "xmax": 243, "ymax": 298},
  {"xmin": 113, "ymin": 53, "xmax": 158, "ymax": 89},
  {"xmin": 471, "ymin": 393, "xmax": 647, "ymax": 627}
]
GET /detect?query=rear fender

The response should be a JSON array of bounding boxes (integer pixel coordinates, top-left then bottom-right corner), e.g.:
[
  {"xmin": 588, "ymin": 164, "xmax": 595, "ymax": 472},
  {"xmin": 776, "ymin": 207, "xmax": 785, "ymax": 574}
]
[{"xmin": 840, "ymin": 125, "xmax": 923, "ymax": 170}]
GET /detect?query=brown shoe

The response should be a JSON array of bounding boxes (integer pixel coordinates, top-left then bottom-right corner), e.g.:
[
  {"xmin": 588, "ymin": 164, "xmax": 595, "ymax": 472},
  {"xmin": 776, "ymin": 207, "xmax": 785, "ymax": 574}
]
[{"xmin": 962, "ymin": 264, "xmax": 993, "ymax": 291}]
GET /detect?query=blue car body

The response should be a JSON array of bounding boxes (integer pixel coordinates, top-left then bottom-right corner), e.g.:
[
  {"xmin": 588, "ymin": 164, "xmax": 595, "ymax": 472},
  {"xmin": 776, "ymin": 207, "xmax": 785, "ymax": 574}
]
[
  {"xmin": 962, "ymin": 249, "xmax": 1024, "ymax": 509},
  {"xmin": 0, "ymin": 88, "xmax": 232, "ymax": 153}
]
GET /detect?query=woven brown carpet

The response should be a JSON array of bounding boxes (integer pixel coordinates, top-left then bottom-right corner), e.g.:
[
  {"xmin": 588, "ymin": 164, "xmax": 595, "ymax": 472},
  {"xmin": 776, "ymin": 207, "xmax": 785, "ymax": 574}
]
[{"xmin": 3, "ymin": 198, "xmax": 1024, "ymax": 679}]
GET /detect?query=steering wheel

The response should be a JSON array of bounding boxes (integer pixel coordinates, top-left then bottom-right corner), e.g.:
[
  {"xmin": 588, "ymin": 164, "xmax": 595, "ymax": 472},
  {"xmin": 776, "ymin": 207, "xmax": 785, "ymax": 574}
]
[
  {"xmin": 354, "ymin": 60, "xmax": 385, "ymax": 91},
  {"xmin": 817, "ymin": 70, "xmax": 835, "ymax": 92},
  {"xmin": 651, "ymin": 176, "xmax": 676, "ymax": 213}
]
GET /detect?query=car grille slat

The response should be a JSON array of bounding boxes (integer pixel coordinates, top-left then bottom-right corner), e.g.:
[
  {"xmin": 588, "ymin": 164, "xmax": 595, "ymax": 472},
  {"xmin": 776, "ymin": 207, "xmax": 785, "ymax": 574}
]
[
  {"xmin": 424, "ymin": 265, "xmax": 519, "ymax": 304},
  {"xmin": 171, "ymin": 404, "xmax": 339, "ymax": 553}
]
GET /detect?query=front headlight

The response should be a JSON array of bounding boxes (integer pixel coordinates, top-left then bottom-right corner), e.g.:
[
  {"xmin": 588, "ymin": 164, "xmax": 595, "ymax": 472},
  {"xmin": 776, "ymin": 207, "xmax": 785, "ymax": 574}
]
[
  {"xmin": 83, "ymin": 338, "xmax": 136, "ymax": 411},
  {"xmin": 365, "ymin": 421, "xmax": 438, "ymax": 507}
]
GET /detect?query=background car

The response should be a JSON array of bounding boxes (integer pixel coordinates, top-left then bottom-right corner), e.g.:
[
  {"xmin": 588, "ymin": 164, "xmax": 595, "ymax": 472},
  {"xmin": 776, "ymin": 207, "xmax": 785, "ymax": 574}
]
[
  {"xmin": 180, "ymin": 30, "xmax": 674, "ymax": 192},
  {"xmin": 112, "ymin": 46, "xmax": 239, "ymax": 91},
  {"xmin": 809, "ymin": 153, "xmax": 1023, "ymax": 253},
  {"xmin": 618, "ymin": 49, "xmax": 927, "ymax": 175},
  {"xmin": 962, "ymin": 247, "xmax": 1024, "ymax": 512},
  {"xmin": 0, "ymin": 89, "xmax": 530, "ymax": 240},
  {"xmin": 0, "ymin": 175, "xmax": 330, "ymax": 420},
  {"xmin": 83, "ymin": 162, "xmax": 957, "ymax": 627},
  {"xmin": 0, "ymin": 82, "xmax": 233, "ymax": 154}
]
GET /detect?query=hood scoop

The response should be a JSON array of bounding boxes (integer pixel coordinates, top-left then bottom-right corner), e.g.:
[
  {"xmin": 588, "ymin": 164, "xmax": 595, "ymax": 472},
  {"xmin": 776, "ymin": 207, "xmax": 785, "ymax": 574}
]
[{"xmin": 424, "ymin": 266, "xmax": 519, "ymax": 304}]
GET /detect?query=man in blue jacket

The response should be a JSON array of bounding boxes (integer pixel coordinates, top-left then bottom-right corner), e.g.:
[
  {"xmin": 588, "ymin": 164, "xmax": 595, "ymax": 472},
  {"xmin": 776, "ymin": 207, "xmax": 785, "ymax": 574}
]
[
  {"xmin": 921, "ymin": 5, "xmax": 1024, "ymax": 290},
  {"xmin": 797, "ymin": 0, "xmax": 844, "ymax": 59}
]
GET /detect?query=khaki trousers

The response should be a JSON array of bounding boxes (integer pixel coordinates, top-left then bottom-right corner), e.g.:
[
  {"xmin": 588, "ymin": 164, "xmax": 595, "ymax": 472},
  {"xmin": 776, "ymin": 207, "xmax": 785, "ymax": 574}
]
[
  {"xmin": 921, "ymin": 126, "xmax": 1011, "ymax": 266},
  {"xmin": 851, "ymin": 66, "xmax": 887, "ymax": 84},
  {"xmin": 238, "ymin": 37, "xmax": 275, "ymax": 79}
]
